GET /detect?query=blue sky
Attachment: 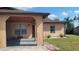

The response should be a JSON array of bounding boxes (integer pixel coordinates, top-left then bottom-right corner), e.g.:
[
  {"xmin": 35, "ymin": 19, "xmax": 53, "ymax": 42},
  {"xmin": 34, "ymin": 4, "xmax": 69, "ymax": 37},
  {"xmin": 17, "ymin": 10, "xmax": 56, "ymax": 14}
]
[{"xmin": 17, "ymin": 7, "xmax": 79, "ymax": 27}]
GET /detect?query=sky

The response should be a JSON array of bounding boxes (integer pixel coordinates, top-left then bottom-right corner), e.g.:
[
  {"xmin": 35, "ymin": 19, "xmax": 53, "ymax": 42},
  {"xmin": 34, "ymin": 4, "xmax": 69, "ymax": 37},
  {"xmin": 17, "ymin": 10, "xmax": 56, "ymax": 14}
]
[{"xmin": 17, "ymin": 7, "xmax": 79, "ymax": 27}]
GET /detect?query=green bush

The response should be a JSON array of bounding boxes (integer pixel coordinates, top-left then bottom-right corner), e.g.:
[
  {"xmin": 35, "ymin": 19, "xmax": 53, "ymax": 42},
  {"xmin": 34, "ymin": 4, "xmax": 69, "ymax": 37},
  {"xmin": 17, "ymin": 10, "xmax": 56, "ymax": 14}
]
[
  {"xmin": 46, "ymin": 35, "xmax": 51, "ymax": 38},
  {"xmin": 59, "ymin": 34, "xmax": 64, "ymax": 37}
]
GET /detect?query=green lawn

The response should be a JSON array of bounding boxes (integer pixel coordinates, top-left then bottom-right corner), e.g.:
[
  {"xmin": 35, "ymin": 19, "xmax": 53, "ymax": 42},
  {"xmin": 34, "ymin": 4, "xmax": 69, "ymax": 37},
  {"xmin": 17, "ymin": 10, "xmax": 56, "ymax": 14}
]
[{"xmin": 45, "ymin": 35, "xmax": 79, "ymax": 51}]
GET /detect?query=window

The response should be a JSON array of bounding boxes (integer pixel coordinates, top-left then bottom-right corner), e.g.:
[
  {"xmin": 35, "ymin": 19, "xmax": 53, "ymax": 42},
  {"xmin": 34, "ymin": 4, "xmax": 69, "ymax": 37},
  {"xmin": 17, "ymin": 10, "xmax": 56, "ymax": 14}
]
[
  {"xmin": 15, "ymin": 24, "xmax": 27, "ymax": 36},
  {"xmin": 50, "ymin": 26, "xmax": 55, "ymax": 33}
]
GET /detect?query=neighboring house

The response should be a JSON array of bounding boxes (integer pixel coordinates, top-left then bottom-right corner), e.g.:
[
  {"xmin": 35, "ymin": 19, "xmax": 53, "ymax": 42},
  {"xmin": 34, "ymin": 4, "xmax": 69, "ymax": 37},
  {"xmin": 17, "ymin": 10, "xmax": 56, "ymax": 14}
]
[
  {"xmin": 74, "ymin": 26, "xmax": 79, "ymax": 34},
  {"xmin": 0, "ymin": 7, "xmax": 65, "ymax": 48}
]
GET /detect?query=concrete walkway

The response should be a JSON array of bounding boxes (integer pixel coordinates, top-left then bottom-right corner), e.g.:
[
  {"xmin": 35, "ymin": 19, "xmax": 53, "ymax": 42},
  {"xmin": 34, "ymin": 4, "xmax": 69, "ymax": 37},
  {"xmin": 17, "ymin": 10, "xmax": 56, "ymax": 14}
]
[{"xmin": 0, "ymin": 46, "xmax": 49, "ymax": 51}]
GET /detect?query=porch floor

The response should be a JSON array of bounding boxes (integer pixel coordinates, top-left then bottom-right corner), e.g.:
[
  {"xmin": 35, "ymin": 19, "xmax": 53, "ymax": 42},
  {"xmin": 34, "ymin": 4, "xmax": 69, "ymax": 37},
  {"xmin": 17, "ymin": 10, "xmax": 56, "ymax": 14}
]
[
  {"xmin": 0, "ymin": 46, "xmax": 48, "ymax": 51},
  {"xmin": 7, "ymin": 38, "xmax": 37, "ymax": 46}
]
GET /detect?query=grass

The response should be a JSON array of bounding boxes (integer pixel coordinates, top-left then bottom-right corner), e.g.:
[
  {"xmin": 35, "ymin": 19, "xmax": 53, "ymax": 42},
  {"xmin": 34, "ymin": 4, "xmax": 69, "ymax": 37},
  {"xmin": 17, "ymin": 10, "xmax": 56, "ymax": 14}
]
[{"xmin": 45, "ymin": 35, "xmax": 79, "ymax": 51}]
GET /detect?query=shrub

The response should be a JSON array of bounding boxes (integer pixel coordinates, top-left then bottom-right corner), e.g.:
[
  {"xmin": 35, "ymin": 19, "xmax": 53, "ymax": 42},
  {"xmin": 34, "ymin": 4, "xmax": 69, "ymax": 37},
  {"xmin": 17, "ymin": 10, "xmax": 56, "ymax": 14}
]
[
  {"xmin": 59, "ymin": 34, "xmax": 64, "ymax": 37},
  {"xmin": 46, "ymin": 35, "xmax": 51, "ymax": 38}
]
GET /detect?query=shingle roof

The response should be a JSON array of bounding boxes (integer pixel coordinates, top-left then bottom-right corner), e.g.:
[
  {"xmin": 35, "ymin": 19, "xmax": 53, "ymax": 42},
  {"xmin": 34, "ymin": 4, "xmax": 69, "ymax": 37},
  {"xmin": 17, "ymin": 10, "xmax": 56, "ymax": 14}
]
[
  {"xmin": 0, "ymin": 7, "xmax": 18, "ymax": 10},
  {"xmin": 0, "ymin": 7, "xmax": 50, "ymax": 17},
  {"xmin": 0, "ymin": 7, "xmax": 23, "ymax": 12},
  {"xmin": 43, "ymin": 18, "xmax": 65, "ymax": 23}
]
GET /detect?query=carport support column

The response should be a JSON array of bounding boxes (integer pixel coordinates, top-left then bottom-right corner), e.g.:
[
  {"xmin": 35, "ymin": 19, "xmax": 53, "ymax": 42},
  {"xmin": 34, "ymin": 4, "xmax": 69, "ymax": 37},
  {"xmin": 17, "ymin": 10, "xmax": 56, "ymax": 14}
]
[
  {"xmin": 0, "ymin": 16, "xmax": 9, "ymax": 48},
  {"xmin": 34, "ymin": 16, "xmax": 43, "ymax": 46}
]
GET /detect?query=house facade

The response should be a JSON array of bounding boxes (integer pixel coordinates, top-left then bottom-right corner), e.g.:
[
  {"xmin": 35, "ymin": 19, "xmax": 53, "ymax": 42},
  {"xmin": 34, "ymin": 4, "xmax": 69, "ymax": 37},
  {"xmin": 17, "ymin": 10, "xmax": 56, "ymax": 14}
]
[
  {"xmin": 0, "ymin": 7, "xmax": 65, "ymax": 48},
  {"xmin": 74, "ymin": 26, "xmax": 79, "ymax": 35}
]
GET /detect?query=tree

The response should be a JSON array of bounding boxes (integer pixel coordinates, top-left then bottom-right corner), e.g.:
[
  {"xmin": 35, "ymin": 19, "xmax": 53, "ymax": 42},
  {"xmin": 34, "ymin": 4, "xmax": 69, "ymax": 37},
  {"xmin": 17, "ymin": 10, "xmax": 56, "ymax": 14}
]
[{"xmin": 64, "ymin": 17, "xmax": 74, "ymax": 34}]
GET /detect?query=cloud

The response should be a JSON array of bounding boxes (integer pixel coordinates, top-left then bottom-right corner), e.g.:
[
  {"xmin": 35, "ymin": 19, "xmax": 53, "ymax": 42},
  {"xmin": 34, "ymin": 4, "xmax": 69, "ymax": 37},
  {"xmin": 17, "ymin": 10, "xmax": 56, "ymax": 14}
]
[
  {"xmin": 48, "ymin": 14, "xmax": 58, "ymax": 19},
  {"xmin": 74, "ymin": 10, "xmax": 79, "ymax": 14},
  {"xmin": 62, "ymin": 12, "xmax": 68, "ymax": 16}
]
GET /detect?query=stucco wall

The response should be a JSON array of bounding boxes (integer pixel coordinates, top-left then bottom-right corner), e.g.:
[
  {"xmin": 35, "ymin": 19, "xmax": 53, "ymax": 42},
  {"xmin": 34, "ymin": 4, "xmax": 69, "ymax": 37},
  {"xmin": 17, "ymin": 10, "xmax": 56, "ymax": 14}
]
[
  {"xmin": 34, "ymin": 16, "xmax": 43, "ymax": 46},
  {"xmin": 6, "ymin": 22, "xmax": 32, "ymax": 39},
  {"xmin": 43, "ymin": 22, "xmax": 65, "ymax": 37},
  {"xmin": 0, "ymin": 15, "xmax": 44, "ymax": 47},
  {"xmin": 7, "ymin": 21, "xmax": 65, "ymax": 39},
  {"xmin": 0, "ymin": 15, "xmax": 9, "ymax": 48}
]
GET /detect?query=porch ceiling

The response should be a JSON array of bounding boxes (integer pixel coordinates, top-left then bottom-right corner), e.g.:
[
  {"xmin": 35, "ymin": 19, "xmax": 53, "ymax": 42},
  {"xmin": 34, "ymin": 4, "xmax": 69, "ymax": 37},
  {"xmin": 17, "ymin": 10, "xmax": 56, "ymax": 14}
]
[{"xmin": 7, "ymin": 16, "xmax": 35, "ymax": 23}]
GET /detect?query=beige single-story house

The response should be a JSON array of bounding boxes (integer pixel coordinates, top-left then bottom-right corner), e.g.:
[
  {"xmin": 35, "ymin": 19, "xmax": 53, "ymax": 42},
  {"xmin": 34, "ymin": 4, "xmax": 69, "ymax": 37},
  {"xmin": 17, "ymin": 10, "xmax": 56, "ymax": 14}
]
[{"xmin": 0, "ymin": 7, "xmax": 65, "ymax": 48}]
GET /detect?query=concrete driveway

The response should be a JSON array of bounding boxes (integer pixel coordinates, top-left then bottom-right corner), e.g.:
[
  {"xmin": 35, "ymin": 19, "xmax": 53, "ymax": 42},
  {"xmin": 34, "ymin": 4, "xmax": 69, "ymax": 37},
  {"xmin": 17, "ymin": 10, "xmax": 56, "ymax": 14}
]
[{"xmin": 0, "ymin": 46, "xmax": 49, "ymax": 51}]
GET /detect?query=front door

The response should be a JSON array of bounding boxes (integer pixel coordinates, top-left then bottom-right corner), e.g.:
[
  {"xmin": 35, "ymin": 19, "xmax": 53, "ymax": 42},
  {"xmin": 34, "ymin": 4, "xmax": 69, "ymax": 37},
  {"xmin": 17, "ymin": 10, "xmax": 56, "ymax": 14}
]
[{"xmin": 32, "ymin": 25, "xmax": 35, "ymax": 38}]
